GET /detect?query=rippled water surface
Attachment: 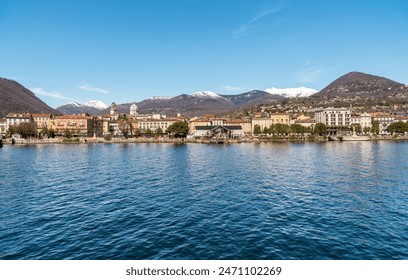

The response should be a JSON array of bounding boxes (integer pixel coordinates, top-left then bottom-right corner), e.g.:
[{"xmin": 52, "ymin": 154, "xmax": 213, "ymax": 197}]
[{"xmin": 1, "ymin": 142, "xmax": 407, "ymax": 259}]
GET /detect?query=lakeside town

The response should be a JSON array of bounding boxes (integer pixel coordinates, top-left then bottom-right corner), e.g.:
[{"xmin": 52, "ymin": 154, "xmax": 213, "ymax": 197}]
[{"xmin": 1, "ymin": 101, "xmax": 408, "ymax": 145}]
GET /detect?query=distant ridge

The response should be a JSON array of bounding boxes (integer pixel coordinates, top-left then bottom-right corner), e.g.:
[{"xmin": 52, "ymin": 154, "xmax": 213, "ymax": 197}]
[
  {"xmin": 314, "ymin": 71, "xmax": 406, "ymax": 98},
  {"xmin": 0, "ymin": 78, "xmax": 60, "ymax": 117}
]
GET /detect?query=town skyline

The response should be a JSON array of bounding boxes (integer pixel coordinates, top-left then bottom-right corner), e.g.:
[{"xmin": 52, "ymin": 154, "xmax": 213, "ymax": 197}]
[{"xmin": 1, "ymin": 0, "xmax": 408, "ymax": 108}]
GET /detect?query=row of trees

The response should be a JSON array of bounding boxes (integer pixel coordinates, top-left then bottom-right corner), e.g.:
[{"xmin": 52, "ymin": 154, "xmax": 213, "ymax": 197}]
[
  {"xmin": 253, "ymin": 123, "xmax": 328, "ymax": 136},
  {"xmin": 6, "ymin": 122, "xmax": 38, "ymax": 139},
  {"xmin": 386, "ymin": 121, "xmax": 408, "ymax": 134}
]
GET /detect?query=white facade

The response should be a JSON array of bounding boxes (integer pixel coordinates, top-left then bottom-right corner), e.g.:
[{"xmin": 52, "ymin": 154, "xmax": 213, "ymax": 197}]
[
  {"xmin": 139, "ymin": 119, "xmax": 178, "ymax": 132},
  {"xmin": 5, "ymin": 113, "xmax": 32, "ymax": 131},
  {"xmin": 315, "ymin": 108, "xmax": 351, "ymax": 126},
  {"xmin": 130, "ymin": 102, "xmax": 138, "ymax": 116}
]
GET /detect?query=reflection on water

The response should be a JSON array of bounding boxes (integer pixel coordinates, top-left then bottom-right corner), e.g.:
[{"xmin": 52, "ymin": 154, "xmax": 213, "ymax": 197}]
[{"xmin": 0, "ymin": 142, "xmax": 407, "ymax": 259}]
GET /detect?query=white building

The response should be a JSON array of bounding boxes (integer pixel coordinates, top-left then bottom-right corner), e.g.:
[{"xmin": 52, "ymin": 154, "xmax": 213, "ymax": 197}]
[
  {"xmin": 130, "ymin": 102, "xmax": 138, "ymax": 116},
  {"xmin": 351, "ymin": 112, "xmax": 372, "ymax": 131},
  {"xmin": 5, "ymin": 113, "xmax": 33, "ymax": 131},
  {"xmin": 315, "ymin": 107, "xmax": 351, "ymax": 126}
]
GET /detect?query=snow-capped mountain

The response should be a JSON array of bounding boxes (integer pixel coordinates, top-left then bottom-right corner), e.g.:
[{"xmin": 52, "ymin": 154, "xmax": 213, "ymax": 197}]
[
  {"xmin": 56, "ymin": 100, "xmax": 108, "ymax": 115},
  {"xmin": 190, "ymin": 91, "xmax": 223, "ymax": 99},
  {"xmin": 149, "ymin": 96, "xmax": 170, "ymax": 100},
  {"xmin": 66, "ymin": 101, "xmax": 82, "ymax": 107},
  {"xmin": 83, "ymin": 100, "xmax": 109, "ymax": 110},
  {"xmin": 264, "ymin": 86, "xmax": 318, "ymax": 98}
]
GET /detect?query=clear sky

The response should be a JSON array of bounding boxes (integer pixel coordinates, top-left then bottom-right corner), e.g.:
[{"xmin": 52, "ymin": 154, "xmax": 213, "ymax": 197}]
[{"xmin": 1, "ymin": 0, "xmax": 408, "ymax": 108}]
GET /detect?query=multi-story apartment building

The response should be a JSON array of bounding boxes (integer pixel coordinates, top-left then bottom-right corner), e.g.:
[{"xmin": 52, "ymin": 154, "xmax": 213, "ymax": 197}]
[
  {"xmin": 315, "ymin": 107, "xmax": 351, "ymax": 126},
  {"xmin": 138, "ymin": 118, "xmax": 179, "ymax": 133},
  {"xmin": 224, "ymin": 119, "xmax": 252, "ymax": 135},
  {"xmin": 270, "ymin": 113, "xmax": 290, "ymax": 125},
  {"xmin": 5, "ymin": 113, "xmax": 33, "ymax": 131},
  {"xmin": 32, "ymin": 113, "xmax": 52, "ymax": 134},
  {"xmin": 251, "ymin": 113, "xmax": 290, "ymax": 132},
  {"xmin": 370, "ymin": 112, "xmax": 395, "ymax": 134},
  {"xmin": 314, "ymin": 107, "xmax": 351, "ymax": 135},
  {"xmin": 51, "ymin": 115, "xmax": 94, "ymax": 136}
]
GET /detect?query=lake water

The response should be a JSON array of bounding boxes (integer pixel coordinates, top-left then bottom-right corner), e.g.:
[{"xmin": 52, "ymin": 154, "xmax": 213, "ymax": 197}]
[{"xmin": 1, "ymin": 142, "xmax": 407, "ymax": 259}]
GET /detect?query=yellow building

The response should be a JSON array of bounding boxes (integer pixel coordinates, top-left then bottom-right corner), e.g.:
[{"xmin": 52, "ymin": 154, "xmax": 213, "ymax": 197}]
[
  {"xmin": 224, "ymin": 119, "xmax": 252, "ymax": 135},
  {"xmin": 51, "ymin": 115, "xmax": 94, "ymax": 136},
  {"xmin": 32, "ymin": 113, "xmax": 52, "ymax": 134}
]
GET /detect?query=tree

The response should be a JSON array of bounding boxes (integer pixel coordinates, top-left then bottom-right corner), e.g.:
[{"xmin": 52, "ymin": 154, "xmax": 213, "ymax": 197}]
[
  {"xmin": 253, "ymin": 124, "xmax": 261, "ymax": 135},
  {"xmin": 275, "ymin": 123, "xmax": 289, "ymax": 135},
  {"xmin": 351, "ymin": 123, "xmax": 362, "ymax": 134},
  {"xmin": 145, "ymin": 128, "xmax": 153, "ymax": 137},
  {"xmin": 133, "ymin": 128, "xmax": 142, "ymax": 137},
  {"xmin": 371, "ymin": 120, "xmax": 380, "ymax": 135},
  {"xmin": 314, "ymin": 123, "xmax": 327, "ymax": 136},
  {"xmin": 263, "ymin": 126, "xmax": 269, "ymax": 135},
  {"xmin": 387, "ymin": 121, "xmax": 407, "ymax": 134},
  {"xmin": 166, "ymin": 121, "xmax": 189, "ymax": 138},
  {"xmin": 64, "ymin": 129, "xmax": 73, "ymax": 139},
  {"xmin": 156, "ymin": 127, "xmax": 163, "ymax": 136},
  {"xmin": 363, "ymin": 126, "xmax": 371, "ymax": 135},
  {"xmin": 14, "ymin": 122, "xmax": 37, "ymax": 139},
  {"xmin": 118, "ymin": 121, "xmax": 131, "ymax": 138}
]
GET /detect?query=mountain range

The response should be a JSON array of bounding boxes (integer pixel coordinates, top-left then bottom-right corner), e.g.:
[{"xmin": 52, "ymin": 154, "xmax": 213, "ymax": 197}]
[
  {"xmin": 1, "ymin": 72, "xmax": 407, "ymax": 118},
  {"xmin": 60, "ymin": 88, "xmax": 314, "ymax": 116}
]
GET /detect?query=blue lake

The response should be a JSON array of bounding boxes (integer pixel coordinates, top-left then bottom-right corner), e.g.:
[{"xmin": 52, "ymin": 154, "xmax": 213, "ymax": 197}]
[{"xmin": 0, "ymin": 142, "xmax": 407, "ymax": 259}]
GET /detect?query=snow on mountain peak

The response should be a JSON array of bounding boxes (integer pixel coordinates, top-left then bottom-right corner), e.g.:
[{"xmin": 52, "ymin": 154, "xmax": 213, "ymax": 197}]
[
  {"xmin": 264, "ymin": 86, "xmax": 318, "ymax": 98},
  {"xmin": 67, "ymin": 101, "xmax": 81, "ymax": 107},
  {"xmin": 83, "ymin": 100, "xmax": 109, "ymax": 110},
  {"xmin": 150, "ymin": 96, "xmax": 170, "ymax": 100},
  {"xmin": 190, "ymin": 91, "xmax": 221, "ymax": 99}
]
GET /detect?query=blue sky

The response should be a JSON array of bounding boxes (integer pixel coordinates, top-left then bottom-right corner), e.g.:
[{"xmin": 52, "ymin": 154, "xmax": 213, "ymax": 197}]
[{"xmin": 1, "ymin": 0, "xmax": 408, "ymax": 108}]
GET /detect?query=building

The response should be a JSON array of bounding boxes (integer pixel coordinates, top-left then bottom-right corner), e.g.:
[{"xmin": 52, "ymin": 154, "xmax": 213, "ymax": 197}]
[
  {"xmin": 251, "ymin": 113, "xmax": 290, "ymax": 133},
  {"xmin": 5, "ymin": 113, "xmax": 33, "ymax": 131},
  {"xmin": 130, "ymin": 102, "xmax": 138, "ymax": 117},
  {"xmin": 224, "ymin": 119, "xmax": 252, "ymax": 135},
  {"xmin": 189, "ymin": 119, "xmax": 212, "ymax": 135},
  {"xmin": 32, "ymin": 114, "xmax": 52, "ymax": 134},
  {"xmin": 395, "ymin": 116, "xmax": 408, "ymax": 123},
  {"xmin": 315, "ymin": 107, "xmax": 351, "ymax": 126},
  {"xmin": 51, "ymin": 115, "xmax": 94, "ymax": 136},
  {"xmin": 370, "ymin": 112, "xmax": 395, "ymax": 134},
  {"xmin": 138, "ymin": 118, "xmax": 179, "ymax": 133},
  {"xmin": 251, "ymin": 118, "xmax": 273, "ymax": 132},
  {"xmin": 270, "ymin": 113, "xmax": 290, "ymax": 125},
  {"xmin": 315, "ymin": 107, "xmax": 351, "ymax": 135},
  {"xmin": 194, "ymin": 125, "xmax": 244, "ymax": 138},
  {"xmin": 0, "ymin": 118, "xmax": 6, "ymax": 136}
]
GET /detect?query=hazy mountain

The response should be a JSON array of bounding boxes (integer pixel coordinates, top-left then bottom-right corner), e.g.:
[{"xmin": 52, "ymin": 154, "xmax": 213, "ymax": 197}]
[
  {"xmin": 0, "ymin": 78, "xmax": 60, "ymax": 117},
  {"xmin": 314, "ymin": 71, "xmax": 406, "ymax": 98}
]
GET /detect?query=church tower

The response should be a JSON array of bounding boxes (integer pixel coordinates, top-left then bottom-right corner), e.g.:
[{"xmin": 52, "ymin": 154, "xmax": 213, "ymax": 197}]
[
  {"xmin": 130, "ymin": 102, "xmax": 138, "ymax": 117},
  {"xmin": 110, "ymin": 102, "xmax": 117, "ymax": 115}
]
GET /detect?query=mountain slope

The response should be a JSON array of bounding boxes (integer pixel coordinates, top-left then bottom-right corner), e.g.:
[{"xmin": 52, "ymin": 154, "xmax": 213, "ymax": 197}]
[
  {"xmin": 314, "ymin": 71, "xmax": 406, "ymax": 98},
  {"xmin": 0, "ymin": 78, "xmax": 60, "ymax": 117},
  {"xmin": 221, "ymin": 90, "xmax": 286, "ymax": 106}
]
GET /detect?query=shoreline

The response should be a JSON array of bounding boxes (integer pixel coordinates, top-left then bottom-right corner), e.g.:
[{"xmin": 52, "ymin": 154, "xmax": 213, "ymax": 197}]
[{"xmin": 2, "ymin": 135, "xmax": 408, "ymax": 145}]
